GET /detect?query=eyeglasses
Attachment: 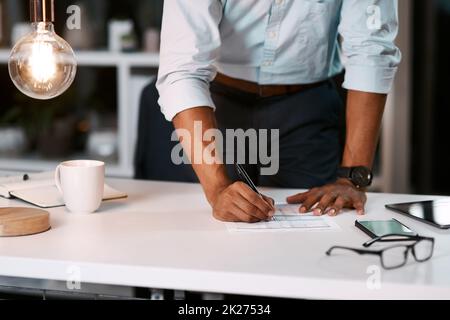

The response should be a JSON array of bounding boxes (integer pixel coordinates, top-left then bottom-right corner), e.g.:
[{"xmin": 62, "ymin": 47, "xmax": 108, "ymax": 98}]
[{"xmin": 326, "ymin": 234, "xmax": 435, "ymax": 270}]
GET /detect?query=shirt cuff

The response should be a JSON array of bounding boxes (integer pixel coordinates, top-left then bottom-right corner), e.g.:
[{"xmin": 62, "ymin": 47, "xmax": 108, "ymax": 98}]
[
  {"xmin": 158, "ymin": 78, "xmax": 216, "ymax": 121},
  {"xmin": 342, "ymin": 65, "xmax": 398, "ymax": 94}
]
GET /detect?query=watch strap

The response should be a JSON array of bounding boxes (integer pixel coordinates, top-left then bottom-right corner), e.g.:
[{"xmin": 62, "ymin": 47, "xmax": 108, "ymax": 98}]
[
  {"xmin": 337, "ymin": 166, "xmax": 373, "ymax": 188},
  {"xmin": 337, "ymin": 167, "xmax": 352, "ymax": 179}
]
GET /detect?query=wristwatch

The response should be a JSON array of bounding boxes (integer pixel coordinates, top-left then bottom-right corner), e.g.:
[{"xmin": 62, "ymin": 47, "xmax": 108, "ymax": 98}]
[{"xmin": 337, "ymin": 166, "xmax": 373, "ymax": 189}]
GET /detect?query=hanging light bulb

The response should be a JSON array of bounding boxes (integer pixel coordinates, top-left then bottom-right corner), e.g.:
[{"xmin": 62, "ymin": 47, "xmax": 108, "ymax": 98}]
[{"xmin": 8, "ymin": 0, "xmax": 77, "ymax": 100}]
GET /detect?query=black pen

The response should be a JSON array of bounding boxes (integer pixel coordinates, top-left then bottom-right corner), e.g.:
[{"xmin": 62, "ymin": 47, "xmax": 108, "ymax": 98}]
[
  {"xmin": 235, "ymin": 164, "xmax": 261, "ymax": 196},
  {"xmin": 235, "ymin": 164, "xmax": 275, "ymax": 212}
]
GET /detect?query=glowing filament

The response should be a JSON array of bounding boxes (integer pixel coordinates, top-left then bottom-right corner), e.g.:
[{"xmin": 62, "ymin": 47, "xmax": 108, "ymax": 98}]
[{"xmin": 28, "ymin": 41, "xmax": 57, "ymax": 83}]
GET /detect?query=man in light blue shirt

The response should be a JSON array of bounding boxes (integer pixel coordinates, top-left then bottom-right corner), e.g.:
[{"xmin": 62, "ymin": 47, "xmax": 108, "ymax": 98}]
[{"xmin": 157, "ymin": 0, "xmax": 401, "ymax": 222}]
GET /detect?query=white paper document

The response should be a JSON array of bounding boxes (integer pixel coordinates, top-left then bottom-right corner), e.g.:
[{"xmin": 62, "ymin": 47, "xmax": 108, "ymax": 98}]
[{"xmin": 227, "ymin": 204, "xmax": 341, "ymax": 232}]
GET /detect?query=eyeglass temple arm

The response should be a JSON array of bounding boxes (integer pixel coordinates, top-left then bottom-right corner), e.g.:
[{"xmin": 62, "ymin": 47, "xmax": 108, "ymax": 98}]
[
  {"xmin": 363, "ymin": 234, "xmax": 430, "ymax": 248},
  {"xmin": 326, "ymin": 246, "xmax": 380, "ymax": 256}
]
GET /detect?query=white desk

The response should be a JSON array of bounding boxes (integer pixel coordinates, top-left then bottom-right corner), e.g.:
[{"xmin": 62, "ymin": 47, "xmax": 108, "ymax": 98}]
[{"xmin": 0, "ymin": 179, "xmax": 449, "ymax": 299}]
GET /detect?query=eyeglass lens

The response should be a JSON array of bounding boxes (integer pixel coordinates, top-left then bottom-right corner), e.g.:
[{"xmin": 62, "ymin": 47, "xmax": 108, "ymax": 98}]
[
  {"xmin": 412, "ymin": 239, "xmax": 434, "ymax": 262},
  {"xmin": 381, "ymin": 239, "xmax": 434, "ymax": 269},
  {"xmin": 381, "ymin": 246, "xmax": 409, "ymax": 269}
]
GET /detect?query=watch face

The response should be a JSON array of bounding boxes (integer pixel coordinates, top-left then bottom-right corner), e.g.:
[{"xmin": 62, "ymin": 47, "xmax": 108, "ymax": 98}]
[{"xmin": 351, "ymin": 166, "xmax": 373, "ymax": 187}]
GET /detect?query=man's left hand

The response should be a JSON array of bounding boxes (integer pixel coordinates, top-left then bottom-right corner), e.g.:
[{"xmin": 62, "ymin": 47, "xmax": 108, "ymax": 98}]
[{"xmin": 286, "ymin": 179, "xmax": 367, "ymax": 216}]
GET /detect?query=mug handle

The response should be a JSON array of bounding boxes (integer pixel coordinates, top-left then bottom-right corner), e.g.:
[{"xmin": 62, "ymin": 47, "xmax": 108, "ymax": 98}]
[{"xmin": 54, "ymin": 164, "xmax": 63, "ymax": 195}]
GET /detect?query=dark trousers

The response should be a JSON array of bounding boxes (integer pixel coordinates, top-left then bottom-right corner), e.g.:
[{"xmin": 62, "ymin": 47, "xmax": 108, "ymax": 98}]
[{"xmin": 212, "ymin": 79, "xmax": 344, "ymax": 189}]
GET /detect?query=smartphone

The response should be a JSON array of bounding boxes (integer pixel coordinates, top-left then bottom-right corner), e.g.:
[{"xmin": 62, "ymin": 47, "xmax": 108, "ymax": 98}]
[{"xmin": 355, "ymin": 219, "xmax": 417, "ymax": 240}]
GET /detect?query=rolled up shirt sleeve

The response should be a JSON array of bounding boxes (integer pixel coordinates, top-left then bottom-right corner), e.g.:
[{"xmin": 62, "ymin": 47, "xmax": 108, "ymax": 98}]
[
  {"xmin": 156, "ymin": 0, "xmax": 223, "ymax": 121},
  {"xmin": 339, "ymin": 0, "xmax": 402, "ymax": 94}
]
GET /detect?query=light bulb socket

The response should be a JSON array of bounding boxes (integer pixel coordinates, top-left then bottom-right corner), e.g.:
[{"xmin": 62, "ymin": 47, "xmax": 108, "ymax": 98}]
[{"xmin": 30, "ymin": 0, "xmax": 55, "ymax": 23}]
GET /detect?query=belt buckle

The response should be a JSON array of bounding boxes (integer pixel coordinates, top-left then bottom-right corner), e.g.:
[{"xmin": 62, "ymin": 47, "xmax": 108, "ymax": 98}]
[{"xmin": 259, "ymin": 85, "xmax": 269, "ymax": 98}]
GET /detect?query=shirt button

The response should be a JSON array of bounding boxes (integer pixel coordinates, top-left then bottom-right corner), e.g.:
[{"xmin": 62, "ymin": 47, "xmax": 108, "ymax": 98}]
[
  {"xmin": 269, "ymin": 31, "xmax": 277, "ymax": 39},
  {"xmin": 262, "ymin": 61, "xmax": 272, "ymax": 67},
  {"xmin": 276, "ymin": 0, "xmax": 284, "ymax": 5}
]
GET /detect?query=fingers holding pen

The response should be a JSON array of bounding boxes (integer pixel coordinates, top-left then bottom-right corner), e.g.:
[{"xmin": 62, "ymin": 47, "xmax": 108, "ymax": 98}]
[
  {"xmin": 212, "ymin": 182, "xmax": 275, "ymax": 223},
  {"xmin": 236, "ymin": 182, "xmax": 275, "ymax": 216}
]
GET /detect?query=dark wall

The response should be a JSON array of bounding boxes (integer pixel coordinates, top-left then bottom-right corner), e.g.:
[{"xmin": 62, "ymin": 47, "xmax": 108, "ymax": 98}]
[{"xmin": 412, "ymin": 0, "xmax": 450, "ymax": 195}]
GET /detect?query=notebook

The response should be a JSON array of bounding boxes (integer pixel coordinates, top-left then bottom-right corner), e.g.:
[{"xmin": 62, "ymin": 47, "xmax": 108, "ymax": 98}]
[{"xmin": 0, "ymin": 171, "xmax": 127, "ymax": 208}]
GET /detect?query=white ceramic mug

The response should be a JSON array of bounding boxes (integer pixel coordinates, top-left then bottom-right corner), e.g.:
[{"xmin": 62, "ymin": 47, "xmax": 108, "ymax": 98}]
[{"xmin": 55, "ymin": 160, "xmax": 105, "ymax": 213}]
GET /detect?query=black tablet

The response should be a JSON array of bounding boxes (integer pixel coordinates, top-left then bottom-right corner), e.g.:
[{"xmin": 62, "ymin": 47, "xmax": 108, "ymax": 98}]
[{"xmin": 386, "ymin": 199, "xmax": 450, "ymax": 229}]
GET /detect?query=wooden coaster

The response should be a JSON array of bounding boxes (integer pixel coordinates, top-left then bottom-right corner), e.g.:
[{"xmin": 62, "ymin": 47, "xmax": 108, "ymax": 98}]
[{"xmin": 0, "ymin": 207, "xmax": 50, "ymax": 237}]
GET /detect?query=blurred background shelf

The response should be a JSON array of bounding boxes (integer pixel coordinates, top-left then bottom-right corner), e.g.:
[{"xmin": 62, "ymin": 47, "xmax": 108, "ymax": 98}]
[
  {"xmin": 0, "ymin": 157, "xmax": 125, "ymax": 177},
  {"xmin": 0, "ymin": 51, "xmax": 158, "ymax": 178},
  {"xmin": 0, "ymin": 0, "xmax": 163, "ymax": 178},
  {"xmin": 0, "ymin": 50, "xmax": 159, "ymax": 67}
]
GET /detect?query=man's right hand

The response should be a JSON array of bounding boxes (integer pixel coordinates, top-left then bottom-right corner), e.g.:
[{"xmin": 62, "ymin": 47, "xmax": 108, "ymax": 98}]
[
  {"xmin": 210, "ymin": 182, "xmax": 275, "ymax": 223},
  {"xmin": 173, "ymin": 107, "xmax": 275, "ymax": 223}
]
